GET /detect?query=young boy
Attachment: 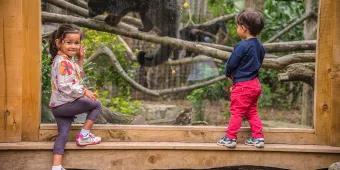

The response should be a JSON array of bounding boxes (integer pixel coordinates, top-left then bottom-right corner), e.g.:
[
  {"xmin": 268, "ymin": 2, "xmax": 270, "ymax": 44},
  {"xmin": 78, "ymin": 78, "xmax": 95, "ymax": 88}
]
[{"xmin": 217, "ymin": 9, "xmax": 265, "ymax": 148}]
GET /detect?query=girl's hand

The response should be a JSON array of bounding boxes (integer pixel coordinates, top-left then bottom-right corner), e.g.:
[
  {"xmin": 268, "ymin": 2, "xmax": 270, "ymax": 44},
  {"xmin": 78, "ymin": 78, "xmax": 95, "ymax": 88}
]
[
  {"xmin": 78, "ymin": 46, "xmax": 85, "ymax": 60},
  {"xmin": 84, "ymin": 89, "xmax": 97, "ymax": 101},
  {"xmin": 77, "ymin": 46, "xmax": 85, "ymax": 67}
]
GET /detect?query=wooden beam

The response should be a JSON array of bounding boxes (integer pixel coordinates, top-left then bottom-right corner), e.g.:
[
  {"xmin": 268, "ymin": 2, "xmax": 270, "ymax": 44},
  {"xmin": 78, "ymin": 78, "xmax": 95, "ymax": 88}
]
[
  {"xmin": 315, "ymin": 0, "xmax": 340, "ymax": 146},
  {"xmin": 0, "ymin": 142, "xmax": 339, "ymax": 169},
  {"xmin": 21, "ymin": 0, "xmax": 41, "ymax": 141},
  {"xmin": 39, "ymin": 124, "xmax": 318, "ymax": 145}
]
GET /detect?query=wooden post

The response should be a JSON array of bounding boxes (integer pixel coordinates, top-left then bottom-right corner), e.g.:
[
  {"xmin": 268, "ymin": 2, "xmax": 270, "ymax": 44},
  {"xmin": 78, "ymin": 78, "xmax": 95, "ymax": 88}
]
[
  {"xmin": 330, "ymin": 0, "xmax": 340, "ymax": 146},
  {"xmin": 22, "ymin": 0, "xmax": 41, "ymax": 141},
  {"xmin": 315, "ymin": 0, "xmax": 340, "ymax": 146},
  {"xmin": 0, "ymin": 0, "xmax": 24, "ymax": 142},
  {"xmin": 0, "ymin": 0, "xmax": 40, "ymax": 142}
]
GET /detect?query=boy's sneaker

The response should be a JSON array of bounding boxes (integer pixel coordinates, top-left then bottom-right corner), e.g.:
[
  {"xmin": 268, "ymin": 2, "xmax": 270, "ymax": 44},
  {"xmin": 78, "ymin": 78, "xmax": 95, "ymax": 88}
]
[
  {"xmin": 245, "ymin": 137, "xmax": 264, "ymax": 148},
  {"xmin": 217, "ymin": 136, "xmax": 237, "ymax": 148},
  {"xmin": 76, "ymin": 133, "xmax": 101, "ymax": 146}
]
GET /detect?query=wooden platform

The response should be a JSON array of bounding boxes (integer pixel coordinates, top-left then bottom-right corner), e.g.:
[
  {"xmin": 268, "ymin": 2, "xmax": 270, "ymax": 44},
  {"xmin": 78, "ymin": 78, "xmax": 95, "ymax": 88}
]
[{"xmin": 1, "ymin": 142, "xmax": 339, "ymax": 170}]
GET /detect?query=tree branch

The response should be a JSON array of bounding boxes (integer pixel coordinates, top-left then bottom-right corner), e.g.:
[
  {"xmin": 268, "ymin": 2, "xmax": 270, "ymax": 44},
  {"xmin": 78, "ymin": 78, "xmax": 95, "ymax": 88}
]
[
  {"xmin": 166, "ymin": 55, "xmax": 223, "ymax": 65},
  {"xmin": 44, "ymin": 0, "xmax": 143, "ymax": 28},
  {"xmin": 264, "ymin": 40, "xmax": 316, "ymax": 52},
  {"xmin": 117, "ymin": 36, "xmax": 137, "ymax": 61},
  {"xmin": 44, "ymin": 0, "xmax": 88, "ymax": 16},
  {"xmin": 278, "ymin": 63, "xmax": 315, "ymax": 86},
  {"xmin": 202, "ymin": 14, "xmax": 236, "ymax": 25},
  {"xmin": 42, "ymin": 12, "xmax": 230, "ymax": 60},
  {"xmin": 86, "ymin": 46, "xmax": 226, "ymax": 96},
  {"xmin": 68, "ymin": 0, "xmax": 87, "ymax": 9},
  {"xmin": 263, "ymin": 53, "xmax": 315, "ymax": 69},
  {"xmin": 266, "ymin": 12, "xmax": 315, "ymax": 43},
  {"xmin": 200, "ymin": 40, "xmax": 316, "ymax": 53}
]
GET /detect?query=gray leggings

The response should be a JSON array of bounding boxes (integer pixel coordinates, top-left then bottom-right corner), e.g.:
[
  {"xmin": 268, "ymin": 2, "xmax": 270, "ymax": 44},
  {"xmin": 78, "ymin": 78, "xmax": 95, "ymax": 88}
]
[{"xmin": 51, "ymin": 97, "xmax": 102, "ymax": 154}]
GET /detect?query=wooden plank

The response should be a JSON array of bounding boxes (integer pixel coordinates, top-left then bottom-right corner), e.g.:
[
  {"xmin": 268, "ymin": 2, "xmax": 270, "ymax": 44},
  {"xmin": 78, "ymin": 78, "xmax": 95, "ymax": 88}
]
[
  {"xmin": 1, "ymin": 142, "xmax": 340, "ymax": 153},
  {"xmin": 0, "ymin": 15, "xmax": 5, "ymax": 138},
  {"xmin": 21, "ymin": 0, "xmax": 41, "ymax": 141},
  {"xmin": 0, "ymin": 147, "xmax": 339, "ymax": 170},
  {"xmin": 314, "ymin": 0, "xmax": 335, "ymax": 145},
  {"xmin": 0, "ymin": 0, "xmax": 23, "ymax": 142},
  {"xmin": 330, "ymin": 1, "xmax": 340, "ymax": 146},
  {"xmin": 39, "ymin": 124, "xmax": 318, "ymax": 145}
]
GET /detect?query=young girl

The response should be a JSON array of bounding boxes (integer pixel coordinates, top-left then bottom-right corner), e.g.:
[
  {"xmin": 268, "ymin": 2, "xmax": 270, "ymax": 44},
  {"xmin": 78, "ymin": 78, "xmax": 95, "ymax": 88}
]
[{"xmin": 49, "ymin": 24, "xmax": 102, "ymax": 170}]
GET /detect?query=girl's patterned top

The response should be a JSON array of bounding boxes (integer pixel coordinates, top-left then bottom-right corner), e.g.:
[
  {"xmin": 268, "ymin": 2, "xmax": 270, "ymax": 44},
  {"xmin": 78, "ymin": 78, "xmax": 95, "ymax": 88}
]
[{"xmin": 49, "ymin": 55, "xmax": 84, "ymax": 107}]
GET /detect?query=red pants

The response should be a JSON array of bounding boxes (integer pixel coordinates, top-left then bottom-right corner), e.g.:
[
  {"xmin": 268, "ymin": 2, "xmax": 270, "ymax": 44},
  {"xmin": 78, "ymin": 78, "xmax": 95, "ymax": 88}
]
[{"xmin": 226, "ymin": 78, "xmax": 264, "ymax": 139}]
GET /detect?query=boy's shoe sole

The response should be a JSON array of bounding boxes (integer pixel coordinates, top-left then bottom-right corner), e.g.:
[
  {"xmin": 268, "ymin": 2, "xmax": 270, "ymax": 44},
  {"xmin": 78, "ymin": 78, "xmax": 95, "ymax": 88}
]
[
  {"xmin": 245, "ymin": 141, "xmax": 264, "ymax": 148},
  {"xmin": 216, "ymin": 141, "xmax": 237, "ymax": 148}
]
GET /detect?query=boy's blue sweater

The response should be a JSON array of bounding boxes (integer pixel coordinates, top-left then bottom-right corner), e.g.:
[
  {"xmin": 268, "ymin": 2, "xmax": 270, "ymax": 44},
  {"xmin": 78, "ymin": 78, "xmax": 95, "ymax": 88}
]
[{"xmin": 224, "ymin": 38, "xmax": 265, "ymax": 83}]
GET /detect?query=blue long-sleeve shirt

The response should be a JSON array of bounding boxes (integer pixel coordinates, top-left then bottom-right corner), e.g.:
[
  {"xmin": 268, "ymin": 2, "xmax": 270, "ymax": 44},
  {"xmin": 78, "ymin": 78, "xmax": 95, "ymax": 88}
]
[{"xmin": 224, "ymin": 38, "xmax": 265, "ymax": 83}]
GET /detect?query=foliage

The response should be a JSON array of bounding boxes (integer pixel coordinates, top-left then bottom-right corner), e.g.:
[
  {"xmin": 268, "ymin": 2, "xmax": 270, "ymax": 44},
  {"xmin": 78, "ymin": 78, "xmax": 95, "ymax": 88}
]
[
  {"xmin": 187, "ymin": 81, "xmax": 229, "ymax": 121},
  {"xmin": 82, "ymin": 29, "xmax": 142, "ymax": 116},
  {"xmin": 186, "ymin": 0, "xmax": 307, "ymax": 119},
  {"xmin": 98, "ymin": 90, "xmax": 141, "ymax": 116},
  {"xmin": 41, "ymin": 43, "xmax": 51, "ymax": 103},
  {"xmin": 41, "ymin": 42, "xmax": 54, "ymax": 122},
  {"xmin": 208, "ymin": 0, "xmax": 241, "ymax": 45},
  {"xmin": 82, "ymin": 29, "xmax": 138, "ymax": 96},
  {"xmin": 261, "ymin": 0, "xmax": 305, "ymax": 42}
]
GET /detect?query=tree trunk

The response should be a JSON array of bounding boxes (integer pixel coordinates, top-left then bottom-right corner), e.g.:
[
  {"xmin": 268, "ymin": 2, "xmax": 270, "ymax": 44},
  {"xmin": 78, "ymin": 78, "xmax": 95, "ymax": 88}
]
[
  {"xmin": 189, "ymin": 0, "xmax": 208, "ymax": 22},
  {"xmin": 301, "ymin": 0, "xmax": 318, "ymax": 127},
  {"xmin": 245, "ymin": 0, "xmax": 265, "ymax": 11}
]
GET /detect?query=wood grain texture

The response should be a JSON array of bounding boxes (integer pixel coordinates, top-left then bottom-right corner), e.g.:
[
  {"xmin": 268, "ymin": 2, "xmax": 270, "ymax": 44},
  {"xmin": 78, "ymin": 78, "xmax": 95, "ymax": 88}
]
[
  {"xmin": 315, "ymin": 0, "xmax": 340, "ymax": 146},
  {"xmin": 330, "ymin": 1, "xmax": 340, "ymax": 146},
  {"xmin": 0, "ymin": 0, "xmax": 23, "ymax": 142},
  {"xmin": 39, "ymin": 124, "xmax": 318, "ymax": 145},
  {"xmin": 21, "ymin": 0, "xmax": 41, "ymax": 141},
  {"xmin": 0, "ymin": 142, "xmax": 339, "ymax": 170}
]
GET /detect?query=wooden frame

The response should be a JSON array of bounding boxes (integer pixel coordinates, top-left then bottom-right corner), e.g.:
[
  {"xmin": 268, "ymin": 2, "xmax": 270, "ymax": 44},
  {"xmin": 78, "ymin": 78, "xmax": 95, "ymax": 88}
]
[{"xmin": 0, "ymin": 0, "xmax": 339, "ymax": 147}]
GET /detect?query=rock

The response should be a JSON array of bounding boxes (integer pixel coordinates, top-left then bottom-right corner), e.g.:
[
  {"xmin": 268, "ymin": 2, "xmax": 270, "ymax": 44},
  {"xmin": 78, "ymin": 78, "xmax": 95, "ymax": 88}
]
[
  {"xmin": 73, "ymin": 112, "xmax": 107, "ymax": 124},
  {"xmin": 329, "ymin": 162, "xmax": 340, "ymax": 170},
  {"xmin": 130, "ymin": 115, "xmax": 147, "ymax": 125},
  {"xmin": 141, "ymin": 104, "xmax": 182, "ymax": 121}
]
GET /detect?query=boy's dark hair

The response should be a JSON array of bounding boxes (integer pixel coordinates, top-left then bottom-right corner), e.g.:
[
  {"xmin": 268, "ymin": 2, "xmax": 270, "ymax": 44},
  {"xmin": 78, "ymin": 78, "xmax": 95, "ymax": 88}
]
[
  {"xmin": 49, "ymin": 24, "xmax": 83, "ymax": 62},
  {"xmin": 236, "ymin": 9, "xmax": 264, "ymax": 36}
]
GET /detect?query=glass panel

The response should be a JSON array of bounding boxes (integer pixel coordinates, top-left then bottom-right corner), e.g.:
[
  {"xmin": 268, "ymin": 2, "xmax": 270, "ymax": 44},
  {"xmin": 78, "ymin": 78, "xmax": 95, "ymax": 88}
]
[{"xmin": 41, "ymin": 0, "xmax": 316, "ymax": 129}]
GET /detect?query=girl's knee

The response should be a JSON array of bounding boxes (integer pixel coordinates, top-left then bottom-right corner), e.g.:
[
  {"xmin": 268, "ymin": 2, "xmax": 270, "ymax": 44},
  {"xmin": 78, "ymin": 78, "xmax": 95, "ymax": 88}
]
[{"xmin": 95, "ymin": 101, "xmax": 102, "ymax": 109}]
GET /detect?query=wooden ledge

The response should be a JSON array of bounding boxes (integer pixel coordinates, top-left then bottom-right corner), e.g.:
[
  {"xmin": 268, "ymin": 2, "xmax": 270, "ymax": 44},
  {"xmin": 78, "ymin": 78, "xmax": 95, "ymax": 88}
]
[
  {"xmin": 1, "ymin": 142, "xmax": 339, "ymax": 154},
  {"xmin": 40, "ymin": 124, "xmax": 315, "ymax": 133}
]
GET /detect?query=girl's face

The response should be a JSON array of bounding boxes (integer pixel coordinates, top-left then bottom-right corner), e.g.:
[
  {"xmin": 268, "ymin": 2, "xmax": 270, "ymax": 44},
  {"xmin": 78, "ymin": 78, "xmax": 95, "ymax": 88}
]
[{"xmin": 57, "ymin": 33, "xmax": 81, "ymax": 57}]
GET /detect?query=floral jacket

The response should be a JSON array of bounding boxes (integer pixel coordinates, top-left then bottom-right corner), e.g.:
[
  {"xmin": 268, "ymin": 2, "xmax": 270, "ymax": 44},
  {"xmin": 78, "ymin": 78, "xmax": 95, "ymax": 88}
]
[{"xmin": 49, "ymin": 55, "xmax": 84, "ymax": 107}]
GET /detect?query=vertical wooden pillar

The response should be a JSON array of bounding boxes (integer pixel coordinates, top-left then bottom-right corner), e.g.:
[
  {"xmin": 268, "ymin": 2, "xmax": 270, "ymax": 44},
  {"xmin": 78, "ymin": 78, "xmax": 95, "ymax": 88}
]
[
  {"xmin": 0, "ymin": 0, "xmax": 24, "ymax": 142},
  {"xmin": 22, "ymin": 0, "xmax": 41, "ymax": 141},
  {"xmin": 315, "ymin": 0, "xmax": 340, "ymax": 146},
  {"xmin": 0, "ymin": 0, "xmax": 41, "ymax": 142},
  {"xmin": 330, "ymin": 1, "xmax": 340, "ymax": 146}
]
